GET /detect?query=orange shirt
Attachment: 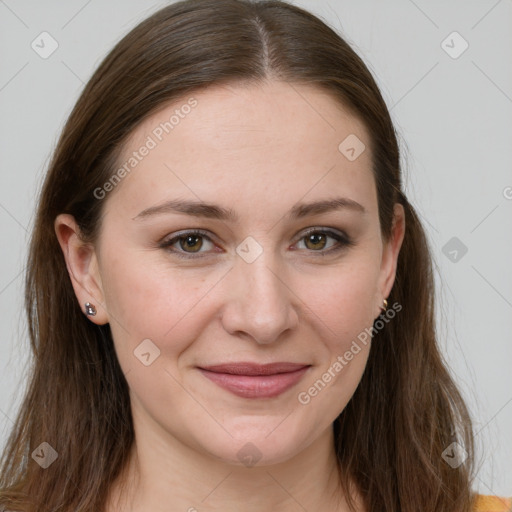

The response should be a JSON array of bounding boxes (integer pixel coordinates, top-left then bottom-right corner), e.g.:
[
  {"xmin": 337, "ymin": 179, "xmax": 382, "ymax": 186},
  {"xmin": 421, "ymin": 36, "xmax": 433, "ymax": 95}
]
[{"xmin": 473, "ymin": 495, "xmax": 512, "ymax": 511}]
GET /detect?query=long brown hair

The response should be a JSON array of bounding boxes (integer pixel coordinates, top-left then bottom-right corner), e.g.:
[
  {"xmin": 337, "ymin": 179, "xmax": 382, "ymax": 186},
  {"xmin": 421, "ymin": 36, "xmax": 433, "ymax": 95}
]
[{"xmin": 0, "ymin": 0, "xmax": 478, "ymax": 510}]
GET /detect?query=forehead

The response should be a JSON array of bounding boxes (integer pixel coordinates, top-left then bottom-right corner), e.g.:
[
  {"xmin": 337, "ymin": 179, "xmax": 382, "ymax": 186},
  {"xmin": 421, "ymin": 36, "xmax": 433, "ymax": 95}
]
[{"xmin": 103, "ymin": 80, "xmax": 376, "ymax": 222}]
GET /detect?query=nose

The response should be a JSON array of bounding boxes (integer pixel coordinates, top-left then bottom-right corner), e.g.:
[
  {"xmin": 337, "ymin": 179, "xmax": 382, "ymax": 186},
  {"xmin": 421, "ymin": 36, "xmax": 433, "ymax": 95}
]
[{"xmin": 220, "ymin": 250, "xmax": 299, "ymax": 345}]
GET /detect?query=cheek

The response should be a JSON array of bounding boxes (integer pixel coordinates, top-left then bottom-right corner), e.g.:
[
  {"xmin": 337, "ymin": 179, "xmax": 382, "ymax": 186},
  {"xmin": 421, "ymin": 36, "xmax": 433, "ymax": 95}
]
[
  {"xmin": 293, "ymin": 266, "xmax": 376, "ymax": 417},
  {"xmin": 299, "ymin": 259, "xmax": 380, "ymax": 341},
  {"xmin": 100, "ymin": 247, "xmax": 220, "ymax": 367}
]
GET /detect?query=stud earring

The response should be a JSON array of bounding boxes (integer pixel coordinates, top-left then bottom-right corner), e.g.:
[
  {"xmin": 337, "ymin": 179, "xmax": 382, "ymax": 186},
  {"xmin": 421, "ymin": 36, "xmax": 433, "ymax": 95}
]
[
  {"xmin": 85, "ymin": 302, "xmax": 97, "ymax": 316},
  {"xmin": 380, "ymin": 299, "xmax": 388, "ymax": 312}
]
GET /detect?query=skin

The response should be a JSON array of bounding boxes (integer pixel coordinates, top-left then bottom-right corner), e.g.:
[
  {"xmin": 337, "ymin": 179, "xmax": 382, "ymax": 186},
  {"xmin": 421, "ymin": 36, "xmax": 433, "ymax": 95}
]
[{"xmin": 55, "ymin": 80, "xmax": 405, "ymax": 512}]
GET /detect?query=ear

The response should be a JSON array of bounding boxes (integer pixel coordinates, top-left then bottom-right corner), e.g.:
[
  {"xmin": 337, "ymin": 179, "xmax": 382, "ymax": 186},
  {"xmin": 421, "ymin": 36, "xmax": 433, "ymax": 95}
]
[
  {"xmin": 375, "ymin": 203, "xmax": 405, "ymax": 317},
  {"xmin": 54, "ymin": 214, "xmax": 109, "ymax": 325}
]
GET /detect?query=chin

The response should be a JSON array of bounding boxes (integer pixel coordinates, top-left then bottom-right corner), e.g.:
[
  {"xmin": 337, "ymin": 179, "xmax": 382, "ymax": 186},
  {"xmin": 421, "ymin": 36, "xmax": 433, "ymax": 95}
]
[{"xmin": 199, "ymin": 417, "xmax": 309, "ymax": 468}]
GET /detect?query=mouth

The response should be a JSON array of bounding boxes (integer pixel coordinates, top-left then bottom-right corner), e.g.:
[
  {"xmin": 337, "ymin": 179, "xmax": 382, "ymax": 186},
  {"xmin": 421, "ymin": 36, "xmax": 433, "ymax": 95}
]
[{"xmin": 197, "ymin": 362, "xmax": 311, "ymax": 399}]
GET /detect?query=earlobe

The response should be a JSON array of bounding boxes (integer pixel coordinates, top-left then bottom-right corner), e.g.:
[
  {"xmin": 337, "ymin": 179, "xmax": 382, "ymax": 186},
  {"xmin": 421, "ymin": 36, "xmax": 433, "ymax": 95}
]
[{"xmin": 54, "ymin": 214, "xmax": 109, "ymax": 325}]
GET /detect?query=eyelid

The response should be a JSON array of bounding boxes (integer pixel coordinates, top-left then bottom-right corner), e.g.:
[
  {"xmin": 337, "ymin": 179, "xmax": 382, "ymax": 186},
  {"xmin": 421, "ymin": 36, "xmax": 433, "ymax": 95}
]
[
  {"xmin": 296, "ymin": 226, "xmax": 349, "ymax": 242},
  {"xmin": 159, "ymin": 226, "xmax": 353, "ymax": 258},
  {"xmin": 159, "ymin": 229, "xmax": 218, "ymax": 259},
  {"xmin": 293, "ymin": 226, "xmax": 353, "ymax": 252}
]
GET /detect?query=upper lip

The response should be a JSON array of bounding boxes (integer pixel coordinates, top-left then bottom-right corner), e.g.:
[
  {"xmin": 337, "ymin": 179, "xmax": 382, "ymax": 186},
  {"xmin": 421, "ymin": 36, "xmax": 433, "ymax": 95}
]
[{"xmin": 198, "ymin": 362, "xmax": 310, "ymax": 376}]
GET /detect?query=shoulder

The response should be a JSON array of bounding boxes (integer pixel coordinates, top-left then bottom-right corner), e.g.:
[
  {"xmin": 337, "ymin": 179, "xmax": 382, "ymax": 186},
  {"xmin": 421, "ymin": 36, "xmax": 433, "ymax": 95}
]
[{"xmin": 472, "ymin": 494, "xmax": 512, "ymax": 512}]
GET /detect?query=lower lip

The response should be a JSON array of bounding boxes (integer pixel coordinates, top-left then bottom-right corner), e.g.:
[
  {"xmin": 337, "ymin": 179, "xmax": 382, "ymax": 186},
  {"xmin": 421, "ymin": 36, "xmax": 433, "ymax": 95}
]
[{"xmin": 198, "ymin": 366, "xmax": 310, "ymax": 399}]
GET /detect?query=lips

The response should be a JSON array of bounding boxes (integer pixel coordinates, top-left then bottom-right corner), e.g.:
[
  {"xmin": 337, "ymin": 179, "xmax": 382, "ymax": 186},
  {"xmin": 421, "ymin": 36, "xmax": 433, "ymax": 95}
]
[{"xmin": 198, "ymin": 362, "xmax": 311, "ymax": 399}]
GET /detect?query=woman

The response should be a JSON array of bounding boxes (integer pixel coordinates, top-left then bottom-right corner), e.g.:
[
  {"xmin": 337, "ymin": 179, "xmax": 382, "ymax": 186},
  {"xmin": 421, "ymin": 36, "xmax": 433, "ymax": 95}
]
[{"xmin": 0, "ymin": 0, "xmax": 509, "ymax": 510}]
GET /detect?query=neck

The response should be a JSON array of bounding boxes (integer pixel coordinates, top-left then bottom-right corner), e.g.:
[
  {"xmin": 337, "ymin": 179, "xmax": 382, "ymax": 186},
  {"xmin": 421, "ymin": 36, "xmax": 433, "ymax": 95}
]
[{"xmin": 106, "ymin": 414, "xmax": 359, "ymax": 512}]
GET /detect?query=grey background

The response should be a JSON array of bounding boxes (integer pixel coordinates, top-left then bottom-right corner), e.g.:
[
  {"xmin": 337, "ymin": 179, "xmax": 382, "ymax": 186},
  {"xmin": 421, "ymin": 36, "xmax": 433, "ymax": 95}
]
[{"xmin": 1, "ymin": 0, "xmax": 511, "ymax": 496}]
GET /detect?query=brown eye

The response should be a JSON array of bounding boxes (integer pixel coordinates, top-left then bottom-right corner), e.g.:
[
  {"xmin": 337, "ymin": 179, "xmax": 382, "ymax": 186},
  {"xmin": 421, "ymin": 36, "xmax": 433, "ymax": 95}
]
[
  {"xmin": 304, "ymin": 232, "xmax": 328, "ymax": 251},
  {"xmin": 160, "ymin": 230, "xmax": 216, "ymax": 258},
  {"xmin": 178, "ymin": 234, "xmax": 203, "ymax": 253},
  {"xmin": 296, "ymin": 228, "xmax": 353, "ymax": 254}
]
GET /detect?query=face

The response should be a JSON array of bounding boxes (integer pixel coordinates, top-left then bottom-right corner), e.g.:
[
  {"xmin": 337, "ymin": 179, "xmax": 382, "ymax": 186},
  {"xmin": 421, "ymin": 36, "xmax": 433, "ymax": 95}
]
[{"xmin": 58, "ymin": 80, "xmax": 404, "ymax": 467}]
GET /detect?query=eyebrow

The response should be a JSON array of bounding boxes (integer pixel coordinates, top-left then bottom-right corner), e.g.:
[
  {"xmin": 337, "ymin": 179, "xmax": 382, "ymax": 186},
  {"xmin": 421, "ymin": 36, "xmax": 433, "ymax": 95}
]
[{"xmin": 132, "ymin": 197, "xmax": 366, "ymax": 222}]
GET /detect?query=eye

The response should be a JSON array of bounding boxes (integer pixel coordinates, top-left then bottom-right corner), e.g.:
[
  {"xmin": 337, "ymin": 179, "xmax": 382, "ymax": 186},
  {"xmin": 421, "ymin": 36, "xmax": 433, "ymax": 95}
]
[
  {"xmin": 159, "ymin": 230, "xmax": 217, "ymax": 258},
  {"xmin": 159, "ymin": 227, "xmax": 353, "ymax": 260},
  {"xmin": 294, "ymin": 228, "xmax": 353, "ymax": 254}
]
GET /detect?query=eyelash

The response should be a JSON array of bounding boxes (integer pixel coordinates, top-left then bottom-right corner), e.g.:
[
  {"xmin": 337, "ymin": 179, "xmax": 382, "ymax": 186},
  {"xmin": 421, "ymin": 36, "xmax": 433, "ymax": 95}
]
[{"xmin": 159, "ymin": 227, "xmax": 354, "ymax": 259}]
